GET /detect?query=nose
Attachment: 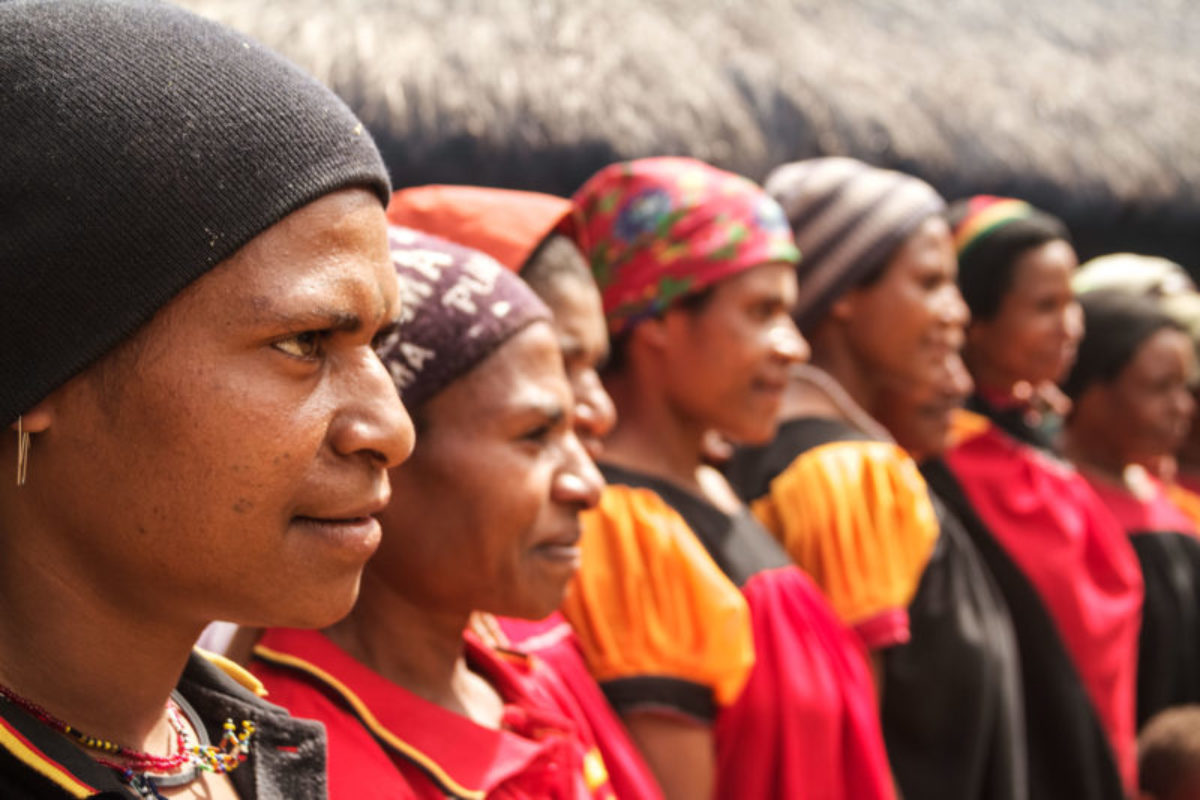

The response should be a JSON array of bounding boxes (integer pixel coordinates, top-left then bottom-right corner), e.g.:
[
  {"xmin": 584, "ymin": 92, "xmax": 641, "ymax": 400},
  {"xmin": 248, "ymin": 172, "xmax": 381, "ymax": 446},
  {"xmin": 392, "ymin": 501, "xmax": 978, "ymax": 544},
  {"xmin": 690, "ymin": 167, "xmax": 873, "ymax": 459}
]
[
  {"xmin": 946, "ymin": 351, "xmax": 975, "ymax": 399},
  {"xmin": 769, "ymin": 316, "xmax": 810, "ymax": 365},
  {"xmin": 329, "ymin": 347, "xmax": 416, "ymax": 468},
  {"xmin": 553, "ymin": 432, "xmax": 604, "ymax": 511},
  {"xmin": 1176, "ymin": 385, "xmax": 1196, "ymax": 421},
  {"xmin": 939, "ymin": 285, "xmax": 971, "ymax": 328},
  {"xmin": 1062, "ymin": 299, "xmax": 1085, "ymax": 345},
  {"xmin": 572, "ymin": 368, "xmax": 617, "ymax": 443}
]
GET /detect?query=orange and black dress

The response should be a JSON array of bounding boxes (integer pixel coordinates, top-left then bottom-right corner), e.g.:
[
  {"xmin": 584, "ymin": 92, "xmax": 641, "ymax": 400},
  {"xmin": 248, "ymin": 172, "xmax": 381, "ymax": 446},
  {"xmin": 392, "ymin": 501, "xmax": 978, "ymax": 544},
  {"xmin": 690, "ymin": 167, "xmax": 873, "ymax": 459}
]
[
  {"xmin": 564, "ymin": 464, "xmax": 895, "ymax": 800},
  {"xmin": 935, "ymin": 395, "xmax": 1143, "ymax": 798},
  {"xmin": 725, "ymin": 417, "xmax": 939, "ymax": 651},
  {"xmin": 1084, "ymin": 469, "xmax": 1200, "ymax": 727},
  {"xmin": 728, "ymin": 417, "xmax": 1027, "ymax": 800}
]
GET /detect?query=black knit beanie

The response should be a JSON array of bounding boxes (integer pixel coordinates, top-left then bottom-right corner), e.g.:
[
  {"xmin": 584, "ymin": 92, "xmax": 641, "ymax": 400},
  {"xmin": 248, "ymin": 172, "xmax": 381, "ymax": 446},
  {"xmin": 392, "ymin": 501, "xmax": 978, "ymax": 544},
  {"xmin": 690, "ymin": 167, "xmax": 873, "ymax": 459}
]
[{"xmin": 1, "ymin": 0, "xmax": 392, "ymax": 425}]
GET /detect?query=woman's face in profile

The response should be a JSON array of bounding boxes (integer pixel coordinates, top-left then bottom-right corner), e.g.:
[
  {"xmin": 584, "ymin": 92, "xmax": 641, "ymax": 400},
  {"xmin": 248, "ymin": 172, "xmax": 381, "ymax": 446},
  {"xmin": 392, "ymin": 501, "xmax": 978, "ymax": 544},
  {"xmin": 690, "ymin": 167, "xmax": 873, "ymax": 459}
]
[
  {"xmin": 22, "ymin": 188, "xmax": 414, "ymax": 630},
  {"xmin": 968, "ymin": 239, "xmax": 1084, "ymax": 388},
  {"xmin": 374, "ymin": 321, "xmax": 603, "ymax": 622}
]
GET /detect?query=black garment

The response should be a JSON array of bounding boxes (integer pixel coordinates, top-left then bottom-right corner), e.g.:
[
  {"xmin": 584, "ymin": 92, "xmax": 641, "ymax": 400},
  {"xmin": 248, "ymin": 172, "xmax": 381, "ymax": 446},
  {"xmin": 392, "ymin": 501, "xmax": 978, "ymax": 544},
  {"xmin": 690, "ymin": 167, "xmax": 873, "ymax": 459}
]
[
  {"xmin": 964, "ymin": 393, "xmax": 1059, "ymax": 453},
  {"xmin": 923, "ymin": 457, "xmax": 1126, "ymax": 800},
  {"xmin": 1128, "ymin": 530, "xmax": 1200, "ymax": 727},
  {"xmin": 724, "ymin": 416, "xmax": 874, "ymax": 503},
  {"xmin": 730, "ymin": 416, "xmax": 1029, "ymax": 800},
  {"xmin": 883, "ymin": 490, "xmax": 1027, "ymax": 800},
  {"xmin": 0, "ymin": 652, "xmax": 327, "ymax": 799}
]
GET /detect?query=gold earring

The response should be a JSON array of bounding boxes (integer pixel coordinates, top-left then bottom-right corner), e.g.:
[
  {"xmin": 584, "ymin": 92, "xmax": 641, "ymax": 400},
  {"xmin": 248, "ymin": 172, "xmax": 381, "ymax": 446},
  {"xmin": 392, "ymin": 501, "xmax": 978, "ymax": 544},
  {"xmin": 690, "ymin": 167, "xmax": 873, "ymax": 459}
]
[{"xmin": 16, "ymin": 415, "xmax": 29, "ymax": 487}]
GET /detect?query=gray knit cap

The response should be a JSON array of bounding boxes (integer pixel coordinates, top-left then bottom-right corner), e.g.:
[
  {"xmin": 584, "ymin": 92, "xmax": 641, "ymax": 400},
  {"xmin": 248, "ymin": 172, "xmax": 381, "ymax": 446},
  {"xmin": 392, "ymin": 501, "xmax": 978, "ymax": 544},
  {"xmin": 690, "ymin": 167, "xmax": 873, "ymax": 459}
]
[
  {"xmin": 765, "ymin": 157, "xmax": 945, "ymax": 333},
  {"xmin": 1, "ymin": 0, "xmax": 391, "ymax": 425}
]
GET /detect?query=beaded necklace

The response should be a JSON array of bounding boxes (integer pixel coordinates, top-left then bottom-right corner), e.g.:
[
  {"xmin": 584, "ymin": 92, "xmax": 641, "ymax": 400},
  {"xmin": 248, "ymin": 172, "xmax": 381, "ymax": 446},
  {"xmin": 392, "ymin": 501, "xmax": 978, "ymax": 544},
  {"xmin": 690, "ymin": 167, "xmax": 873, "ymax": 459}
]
[{"xmin": 0, "ymin": 683, "xmax": 255, "ymax": 799}]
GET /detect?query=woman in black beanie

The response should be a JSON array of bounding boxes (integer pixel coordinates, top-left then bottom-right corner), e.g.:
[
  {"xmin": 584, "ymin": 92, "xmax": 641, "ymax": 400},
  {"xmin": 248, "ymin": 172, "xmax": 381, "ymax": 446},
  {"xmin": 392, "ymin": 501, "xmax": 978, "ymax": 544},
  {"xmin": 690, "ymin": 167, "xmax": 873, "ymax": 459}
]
[
  {"xmin": 1061, "ymin": 290, "xmax": 1200, "ymax": 730},
  {"xmin": 0, "ymin": 2, "xmax": 414, "ymax": 798}
]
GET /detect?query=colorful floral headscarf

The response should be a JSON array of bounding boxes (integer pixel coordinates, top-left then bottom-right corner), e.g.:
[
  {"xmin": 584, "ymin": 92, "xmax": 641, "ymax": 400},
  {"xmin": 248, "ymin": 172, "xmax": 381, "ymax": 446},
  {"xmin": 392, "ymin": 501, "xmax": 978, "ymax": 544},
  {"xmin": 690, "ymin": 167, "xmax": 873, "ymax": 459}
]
[{"xmin": 572, "ymin": 157, "xmax": 800, "ymax": 335}]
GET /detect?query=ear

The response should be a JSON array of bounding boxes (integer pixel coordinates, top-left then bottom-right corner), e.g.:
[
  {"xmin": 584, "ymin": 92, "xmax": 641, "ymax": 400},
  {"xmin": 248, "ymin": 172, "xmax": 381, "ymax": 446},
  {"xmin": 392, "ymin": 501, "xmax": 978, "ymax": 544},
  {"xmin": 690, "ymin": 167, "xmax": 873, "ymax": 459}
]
[
  {"xmin": 10, "ymin": 398, "xmax": 54, "ymax": 434},
  {"xmin": 827, "ymin": 293, "xmax": 857, "ymax": 324},
  {"xmin": 629, "ymin": 315, "xmax": 671, "ymax": 354}
]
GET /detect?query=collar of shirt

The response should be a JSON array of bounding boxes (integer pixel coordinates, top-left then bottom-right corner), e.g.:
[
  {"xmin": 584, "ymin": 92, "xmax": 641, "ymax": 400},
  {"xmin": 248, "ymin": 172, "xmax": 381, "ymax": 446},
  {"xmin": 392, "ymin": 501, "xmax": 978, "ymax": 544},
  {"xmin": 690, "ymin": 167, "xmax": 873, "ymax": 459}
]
[
  {"xmin": 254, "ymin": 627, "xmax": 587, "ymax": 799},
  {"xmin": 0, "ymin": 649, "xmax": 325, "ymax": 800}
]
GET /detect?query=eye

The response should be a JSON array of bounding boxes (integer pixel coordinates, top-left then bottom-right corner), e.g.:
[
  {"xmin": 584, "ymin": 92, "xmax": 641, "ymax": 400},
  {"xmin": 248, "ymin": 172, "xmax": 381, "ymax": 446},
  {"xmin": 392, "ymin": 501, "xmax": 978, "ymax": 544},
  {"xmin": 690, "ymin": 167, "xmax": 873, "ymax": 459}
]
[
  {"xmin": 748, "ymin": 299, "xmax": 780, "ymax": 321},
  {"xmin": 273, "ymin": 331, "xmax": 323, "ymax": 359},
  {"xmin": 372, "ymin": 321, "xmax": 401, "ymax": 351},
  {"xmin": 517, "ymin": 423, "xmax": 554, "ymax": 447}
]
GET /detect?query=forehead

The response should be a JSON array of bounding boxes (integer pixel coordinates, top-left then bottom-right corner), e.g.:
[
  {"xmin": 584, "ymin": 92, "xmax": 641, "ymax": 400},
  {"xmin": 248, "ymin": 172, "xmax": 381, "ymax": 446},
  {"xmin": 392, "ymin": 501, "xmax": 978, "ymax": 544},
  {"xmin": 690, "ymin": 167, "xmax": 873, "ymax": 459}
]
[
  {"xmin": 200, "ymin": 190, "xmax": 393, "ymax": 312},
  {"xmin": 1010, "ymin": 239, "xmax": 1078, "ymax": 290},
  {"xmin": 427, "ymin": 322, "xmax": 569, "ymax": 424},
  {"xmin": 1126, "ymin": 327, "xmax": 1195, "ymax": 375},
  {"xmin": 885, "ymin": 216, "xmax": 956, "ymax": 274},
  {"xmin": 710, "ymin": 260, "xmax": 798, "ymax": 302},
  {"xmin": 538, "ymin": 274, "xmax": 607, "ymax": 352}
]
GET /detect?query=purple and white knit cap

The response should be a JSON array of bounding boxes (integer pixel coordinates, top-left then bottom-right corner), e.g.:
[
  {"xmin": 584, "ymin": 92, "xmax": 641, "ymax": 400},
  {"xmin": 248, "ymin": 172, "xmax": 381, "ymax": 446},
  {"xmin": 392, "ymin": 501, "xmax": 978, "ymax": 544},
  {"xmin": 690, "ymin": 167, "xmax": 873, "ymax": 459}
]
[
  {"xmin": 377, "ymin": 226, "xmax": 552, "ymax": 409},
  {"xmin": 765, "ymin": 157, "xmax": 945, "ymax": 333}
]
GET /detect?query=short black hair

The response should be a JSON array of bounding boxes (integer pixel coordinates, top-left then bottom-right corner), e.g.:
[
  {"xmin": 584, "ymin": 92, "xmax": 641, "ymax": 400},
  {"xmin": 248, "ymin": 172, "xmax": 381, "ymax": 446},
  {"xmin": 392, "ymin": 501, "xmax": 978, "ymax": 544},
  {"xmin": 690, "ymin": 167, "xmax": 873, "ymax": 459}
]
[
  {"xmin": 1061, "ymin": 290, "xmax": 1185, "ymax": 401},
  {"xmin": 1140, "ymin": 705, "xmax": 1200, "ymax": 800}
]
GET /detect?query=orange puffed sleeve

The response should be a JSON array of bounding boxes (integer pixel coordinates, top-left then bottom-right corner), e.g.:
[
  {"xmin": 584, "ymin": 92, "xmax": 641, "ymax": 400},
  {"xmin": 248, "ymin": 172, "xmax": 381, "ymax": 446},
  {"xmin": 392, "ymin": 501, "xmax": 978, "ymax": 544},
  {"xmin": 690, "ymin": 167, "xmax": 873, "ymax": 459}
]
[
  {"xmin": 561, "ymin": 485, "xmax": 755, "ymax": 717},
  {"xmin": 750, "ymin": 440, "xmax": 938, "ymax": 649}
]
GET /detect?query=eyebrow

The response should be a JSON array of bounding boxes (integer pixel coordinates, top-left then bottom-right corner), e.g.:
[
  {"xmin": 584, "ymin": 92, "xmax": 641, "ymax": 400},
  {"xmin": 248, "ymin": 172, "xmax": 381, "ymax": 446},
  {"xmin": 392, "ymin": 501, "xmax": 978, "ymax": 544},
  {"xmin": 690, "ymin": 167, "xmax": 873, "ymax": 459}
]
[
  {"xmin": 514, "ymin": 399, "xmax": 566, "ymax": 425},
  {"xmin": 246, "ymin": 293, "xmax": 384, "ymax": 332}
]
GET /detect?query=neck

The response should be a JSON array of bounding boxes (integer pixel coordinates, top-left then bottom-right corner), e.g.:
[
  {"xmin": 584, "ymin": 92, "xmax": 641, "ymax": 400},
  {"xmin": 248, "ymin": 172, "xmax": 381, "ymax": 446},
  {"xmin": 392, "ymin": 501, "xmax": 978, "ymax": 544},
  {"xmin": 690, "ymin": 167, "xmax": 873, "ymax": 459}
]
[
  {"xmin": 808, "ymin": 335, "xmax": 882, "ymax": 419},
  {"xmin": 600, "ymin": 370, "xmax": 707, "ymax": 493},
  {"xmin": 1061, "ymin": 426, "xmax": 1128, "ymax": 484},
  {"xmin": 324, "ymin": 568, "xmax": 472, "ymax": 712},
  {"xmin": 963, "ymin": 350, "xmax": 1022, "ymax": 401},
  {"xmin": 0, "ymin": 505, "xmax": 197, "ymax": 752}
]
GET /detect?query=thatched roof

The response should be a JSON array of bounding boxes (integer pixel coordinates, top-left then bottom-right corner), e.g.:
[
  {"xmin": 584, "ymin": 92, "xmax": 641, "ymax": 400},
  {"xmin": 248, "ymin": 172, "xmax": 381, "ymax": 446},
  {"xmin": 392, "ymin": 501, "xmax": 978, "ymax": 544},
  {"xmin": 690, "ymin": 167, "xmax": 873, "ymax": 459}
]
[{"xmin": 179, "ymin": 0, "xmax": 1200, "ymax": 265}]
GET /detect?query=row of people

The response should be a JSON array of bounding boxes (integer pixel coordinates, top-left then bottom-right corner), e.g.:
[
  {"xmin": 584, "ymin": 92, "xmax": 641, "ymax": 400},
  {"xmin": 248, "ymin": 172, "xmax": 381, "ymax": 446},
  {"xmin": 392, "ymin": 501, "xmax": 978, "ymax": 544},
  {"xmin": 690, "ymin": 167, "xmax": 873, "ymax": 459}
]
[{"xmin": 4, "ymin": 3, "xmax": 1199, "ymax": 799}]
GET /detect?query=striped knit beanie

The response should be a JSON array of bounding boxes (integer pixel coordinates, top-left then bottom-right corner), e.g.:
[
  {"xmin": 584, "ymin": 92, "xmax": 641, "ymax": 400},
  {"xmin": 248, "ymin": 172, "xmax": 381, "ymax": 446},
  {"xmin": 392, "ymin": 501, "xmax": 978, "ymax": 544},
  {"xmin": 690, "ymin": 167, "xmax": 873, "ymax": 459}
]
[
  {"xmin": 377, "ymin": 227, "xmax": 552, "ymax": 410},
  {"xmin": 947, "ymin": 196, "xmax": 1071, "ymax": 321},
  {"xmin": 1, "ymin": 0, "xmax": 390, "ymax": 425},
  {"xmin": 764, "ymin": 157, "xmax": 945, "ymax": 333}
]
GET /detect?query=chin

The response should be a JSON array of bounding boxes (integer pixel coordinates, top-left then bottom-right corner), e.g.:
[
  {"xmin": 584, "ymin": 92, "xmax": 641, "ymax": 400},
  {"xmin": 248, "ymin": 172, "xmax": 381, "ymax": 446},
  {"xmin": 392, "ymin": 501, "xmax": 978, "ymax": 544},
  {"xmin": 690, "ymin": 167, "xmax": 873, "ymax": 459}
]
[{"xmin": 249, "ymin": 577, "xmax": 363, "ymax": 630}]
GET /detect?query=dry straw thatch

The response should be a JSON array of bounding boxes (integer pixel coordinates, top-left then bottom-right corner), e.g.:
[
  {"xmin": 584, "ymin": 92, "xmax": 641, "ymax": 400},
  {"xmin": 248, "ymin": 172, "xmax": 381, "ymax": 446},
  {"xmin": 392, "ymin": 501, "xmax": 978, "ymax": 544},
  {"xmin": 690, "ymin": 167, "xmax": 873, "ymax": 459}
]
[{"xmin": 180, "ymin": 0, "xmax": 1200, "ymax": 264}]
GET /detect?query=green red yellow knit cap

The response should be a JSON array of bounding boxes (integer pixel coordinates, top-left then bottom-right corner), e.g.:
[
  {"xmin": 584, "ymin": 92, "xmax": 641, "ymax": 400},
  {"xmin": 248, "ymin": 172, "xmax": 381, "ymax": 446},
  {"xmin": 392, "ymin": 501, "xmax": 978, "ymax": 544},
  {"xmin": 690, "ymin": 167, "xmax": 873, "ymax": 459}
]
[
  {"xmin": 951, "ymin": 196, "xmax": 1036, "ymax": 258},
  {"xmin": 572, "ymin": 157, "xmax": 800, "ymax": 335}
]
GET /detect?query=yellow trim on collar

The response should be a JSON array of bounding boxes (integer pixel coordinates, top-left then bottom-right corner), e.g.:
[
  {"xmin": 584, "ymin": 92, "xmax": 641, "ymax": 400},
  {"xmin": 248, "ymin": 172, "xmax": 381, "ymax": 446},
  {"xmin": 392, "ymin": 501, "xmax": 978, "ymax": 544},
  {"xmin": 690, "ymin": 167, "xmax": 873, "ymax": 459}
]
[
  {"xmin": 195, "ymin": 647, "xmax": 268, "ymax": 698},
  {"xmin": 0, "ymin": 720, "xmax": 94, "ymax": 798},
  {"xmin": 253, "ymin": 643, "xmax": 485, "ymax": 800}
]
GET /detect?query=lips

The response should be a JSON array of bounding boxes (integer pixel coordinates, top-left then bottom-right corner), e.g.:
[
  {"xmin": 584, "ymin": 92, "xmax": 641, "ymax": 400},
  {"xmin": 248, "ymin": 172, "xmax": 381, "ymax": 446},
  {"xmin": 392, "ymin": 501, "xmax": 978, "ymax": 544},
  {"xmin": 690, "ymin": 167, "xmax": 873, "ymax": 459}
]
[
  {"xmin": 290, "ymin": 493, "xmax": 389, "ymax": 559},
  {"xmin": 531, "ymin": 524, "xmax": 583, "ymax": 565},
  {"xmin": 752, "ymin": 376, "xmax": 788, "ymax": 396}
]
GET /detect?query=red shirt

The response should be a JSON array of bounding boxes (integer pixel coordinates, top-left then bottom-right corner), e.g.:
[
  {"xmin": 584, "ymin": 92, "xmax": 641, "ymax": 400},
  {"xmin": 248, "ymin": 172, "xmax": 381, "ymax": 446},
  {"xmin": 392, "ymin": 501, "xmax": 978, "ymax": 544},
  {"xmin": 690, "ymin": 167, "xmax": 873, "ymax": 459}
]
[{"xmin": 251, "ymin": 628, "xmax": 615, "ymax": 800}]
